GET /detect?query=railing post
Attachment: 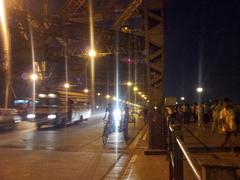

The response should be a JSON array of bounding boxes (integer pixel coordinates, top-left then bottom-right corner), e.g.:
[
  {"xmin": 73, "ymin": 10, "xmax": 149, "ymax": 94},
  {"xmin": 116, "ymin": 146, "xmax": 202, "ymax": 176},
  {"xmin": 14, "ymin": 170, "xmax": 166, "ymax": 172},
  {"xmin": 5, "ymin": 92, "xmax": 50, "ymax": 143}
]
[
  {"xmin": 172, "ymin": 125, "xmax": 183, "ymax": 180},
  {"xmin": 168, "ymin": 118, "xmax": 173, "ymax": 180}
]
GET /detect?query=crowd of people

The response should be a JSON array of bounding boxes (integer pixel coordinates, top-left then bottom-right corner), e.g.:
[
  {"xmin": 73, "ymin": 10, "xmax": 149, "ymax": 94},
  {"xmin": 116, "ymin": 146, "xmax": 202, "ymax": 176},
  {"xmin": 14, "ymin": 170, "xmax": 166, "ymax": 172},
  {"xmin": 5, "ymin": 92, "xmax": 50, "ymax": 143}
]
[{"xmin": 167, "ymin": 98, "xmax": 240, "ymax": 147}]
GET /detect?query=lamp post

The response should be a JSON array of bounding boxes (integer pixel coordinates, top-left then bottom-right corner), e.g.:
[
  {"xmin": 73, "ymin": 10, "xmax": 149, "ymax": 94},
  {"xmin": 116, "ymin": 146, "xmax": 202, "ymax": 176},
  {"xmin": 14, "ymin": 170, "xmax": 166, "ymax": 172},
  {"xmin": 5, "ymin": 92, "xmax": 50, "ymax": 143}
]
[
  {"xmin": 64, "ymin": 83, "xmax": 70, "ymax": 89},
  {"xmin": 180, "ymin": 97, "xmax": 185, "ymax": 101},
  {"xmin": 196, "ymin": 87, "xmax": 203, "ymax": 93}
]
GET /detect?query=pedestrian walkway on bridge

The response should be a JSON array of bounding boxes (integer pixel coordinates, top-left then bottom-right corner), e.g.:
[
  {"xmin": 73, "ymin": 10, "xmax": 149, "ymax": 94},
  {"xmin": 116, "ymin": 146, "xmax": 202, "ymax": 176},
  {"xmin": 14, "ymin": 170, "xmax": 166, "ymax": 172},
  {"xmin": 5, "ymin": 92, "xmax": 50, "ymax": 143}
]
[{"xmin": 120, "ymin": 122, "xmax": 240, "ymax": 180}]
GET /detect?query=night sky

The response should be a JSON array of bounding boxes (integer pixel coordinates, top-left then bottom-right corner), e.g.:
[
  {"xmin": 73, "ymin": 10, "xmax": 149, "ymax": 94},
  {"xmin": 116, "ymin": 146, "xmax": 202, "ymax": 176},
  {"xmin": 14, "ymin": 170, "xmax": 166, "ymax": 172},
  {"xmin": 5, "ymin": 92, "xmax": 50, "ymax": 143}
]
[{"xmin": 165, "ymin": 0, "xmax": 240, "ymax": 103}]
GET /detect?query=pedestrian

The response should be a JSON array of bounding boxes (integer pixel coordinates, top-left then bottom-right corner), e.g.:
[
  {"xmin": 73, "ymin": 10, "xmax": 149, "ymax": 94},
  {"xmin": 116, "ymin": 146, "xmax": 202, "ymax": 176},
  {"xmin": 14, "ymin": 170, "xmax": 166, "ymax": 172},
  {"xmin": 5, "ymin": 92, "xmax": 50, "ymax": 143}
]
[
  {"xmin": 123, "ymin": 104, "xmax": 129, "ymax": 140},
  {"xmin": 143, "ymin": 107, "xmax": 148, "ymax": 125},
  {"xmin": 191, "ymin": 103, "xmax": 198, "ymax": 122},
  {"xmin": 197, "ymin": 103, "xmax": 204, "ymax": 129},
  {"xmin": 182, "ymin": 103, "xmax": 191, "ymax": 123},
  {"xmin": 203, "ymin": 102, "xmax": 211, "ymax": 124},
  {"xmin": 211, "ymin": 99, "xmax": 220, "ymax": 132},
  {"xmin": 219, "ymin": 98, "xmax": 237, "ymax": 148}
]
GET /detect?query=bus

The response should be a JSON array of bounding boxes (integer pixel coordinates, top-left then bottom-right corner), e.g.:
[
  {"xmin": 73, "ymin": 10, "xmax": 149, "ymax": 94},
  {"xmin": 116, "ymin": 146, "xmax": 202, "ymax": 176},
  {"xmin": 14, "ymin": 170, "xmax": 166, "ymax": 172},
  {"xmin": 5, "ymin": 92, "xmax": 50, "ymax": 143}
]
[{"xmin": 26, "ymin": 90, "xmax": 91, "ymax": 129}]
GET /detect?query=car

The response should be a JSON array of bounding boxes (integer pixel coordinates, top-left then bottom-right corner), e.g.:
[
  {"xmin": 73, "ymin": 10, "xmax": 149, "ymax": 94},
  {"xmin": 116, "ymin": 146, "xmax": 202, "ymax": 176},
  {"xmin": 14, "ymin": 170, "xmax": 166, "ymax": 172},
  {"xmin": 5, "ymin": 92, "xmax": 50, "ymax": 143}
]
[{"xmin": 0, "ymin": 108, "xmax": 22, "ymax": 129}]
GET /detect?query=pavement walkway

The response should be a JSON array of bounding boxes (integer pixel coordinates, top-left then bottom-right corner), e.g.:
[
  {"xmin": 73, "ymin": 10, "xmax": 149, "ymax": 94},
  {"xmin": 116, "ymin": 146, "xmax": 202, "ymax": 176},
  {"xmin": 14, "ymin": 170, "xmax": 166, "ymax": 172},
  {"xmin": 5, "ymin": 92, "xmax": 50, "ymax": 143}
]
[{"xmin": 119, "ymin": 122, "xmax": 240, "ymax": 180}]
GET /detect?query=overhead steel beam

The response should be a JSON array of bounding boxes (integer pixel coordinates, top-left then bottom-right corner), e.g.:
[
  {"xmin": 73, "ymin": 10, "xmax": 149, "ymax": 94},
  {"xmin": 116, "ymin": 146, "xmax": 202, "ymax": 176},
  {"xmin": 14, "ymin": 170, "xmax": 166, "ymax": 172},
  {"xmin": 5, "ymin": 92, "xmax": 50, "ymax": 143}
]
[
  {"xmin": 112, "ymin": 0, "xmax": 143, "ymax": 30},
  {"xmin": 144, "ymin": 0, "xmax": 167, "ymax": 153},
  {"xmin": 61, "ymin": 0, "xmax": 87, "ymax": 17}
]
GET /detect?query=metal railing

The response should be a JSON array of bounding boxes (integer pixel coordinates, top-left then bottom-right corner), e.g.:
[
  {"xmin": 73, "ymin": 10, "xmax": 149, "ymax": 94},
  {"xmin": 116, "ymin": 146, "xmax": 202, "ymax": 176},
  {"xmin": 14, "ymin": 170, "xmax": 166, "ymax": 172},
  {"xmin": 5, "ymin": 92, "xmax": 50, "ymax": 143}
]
[{"xmin": 168, "ymin": 118, "xmax": 238, "ymax": 180}]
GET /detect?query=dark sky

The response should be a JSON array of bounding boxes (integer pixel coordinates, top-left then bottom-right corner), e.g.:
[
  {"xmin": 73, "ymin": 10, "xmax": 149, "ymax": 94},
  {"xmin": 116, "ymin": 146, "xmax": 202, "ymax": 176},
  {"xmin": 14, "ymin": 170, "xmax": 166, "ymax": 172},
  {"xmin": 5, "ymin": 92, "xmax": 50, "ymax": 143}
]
[{"xmin": 165, "ymin": 0, "xmax": 240, "ymax": 103}]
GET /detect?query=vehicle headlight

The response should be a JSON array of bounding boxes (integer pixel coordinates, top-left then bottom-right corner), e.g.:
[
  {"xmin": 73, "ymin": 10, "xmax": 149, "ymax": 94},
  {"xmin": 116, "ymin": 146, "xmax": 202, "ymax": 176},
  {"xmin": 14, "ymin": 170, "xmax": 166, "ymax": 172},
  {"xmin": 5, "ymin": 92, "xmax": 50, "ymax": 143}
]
[
  {"xmin": 27, "ymin": 114, "xmax": 35, "ymax": 119},
  {"xmin": 38, "ymin": 94, "xmax": 46, "ymax": 98},
  {"xmin": 113, "ymin": 109, "xmax": 121, "ymax": 121},
  {"xmin": 48, "ymin": 93, "xmax": 56, "ymax": 98},
  {"xmin": 48, "ymin": 114, "xmax": 56, "ymax": 119}
]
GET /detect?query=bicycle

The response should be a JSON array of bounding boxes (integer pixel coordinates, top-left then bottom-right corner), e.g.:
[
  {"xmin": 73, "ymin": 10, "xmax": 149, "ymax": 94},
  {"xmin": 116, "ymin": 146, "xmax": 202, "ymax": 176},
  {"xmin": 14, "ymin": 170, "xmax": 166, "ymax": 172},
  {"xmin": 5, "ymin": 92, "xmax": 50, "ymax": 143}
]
[{"xmin": 102, "ymin": 118, "xmax": 113, "ymax": 145}]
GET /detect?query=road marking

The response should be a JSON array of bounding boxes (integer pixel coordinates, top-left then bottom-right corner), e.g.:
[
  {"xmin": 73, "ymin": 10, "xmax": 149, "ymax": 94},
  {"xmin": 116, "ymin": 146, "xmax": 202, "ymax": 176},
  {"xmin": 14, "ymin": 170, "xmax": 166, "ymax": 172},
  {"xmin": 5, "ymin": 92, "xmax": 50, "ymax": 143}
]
[
  {"xmin": 142, "ymin": 130, "xmax": 147, "ymax": 141},
  {"xmin": 130, "ymin": 154, "xmax": 138, "ymax": 163}
]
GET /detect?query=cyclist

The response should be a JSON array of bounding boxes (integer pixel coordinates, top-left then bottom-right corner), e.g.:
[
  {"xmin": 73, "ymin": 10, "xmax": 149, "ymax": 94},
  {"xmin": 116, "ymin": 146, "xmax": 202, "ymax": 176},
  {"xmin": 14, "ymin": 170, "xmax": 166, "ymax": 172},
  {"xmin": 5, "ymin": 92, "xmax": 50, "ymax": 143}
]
[{"xmin": 103, "ymin": 103, "xmax": 114, "ymax": 132}]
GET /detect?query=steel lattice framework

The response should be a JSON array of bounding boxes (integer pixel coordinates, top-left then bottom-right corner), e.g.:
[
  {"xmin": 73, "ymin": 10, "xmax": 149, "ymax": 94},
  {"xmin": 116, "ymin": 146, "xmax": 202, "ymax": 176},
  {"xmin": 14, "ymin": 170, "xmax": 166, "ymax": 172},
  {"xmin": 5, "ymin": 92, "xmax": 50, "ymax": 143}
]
[{"xmin": 144, "ymin": 0, "xmax": 167, "ymax": 152}]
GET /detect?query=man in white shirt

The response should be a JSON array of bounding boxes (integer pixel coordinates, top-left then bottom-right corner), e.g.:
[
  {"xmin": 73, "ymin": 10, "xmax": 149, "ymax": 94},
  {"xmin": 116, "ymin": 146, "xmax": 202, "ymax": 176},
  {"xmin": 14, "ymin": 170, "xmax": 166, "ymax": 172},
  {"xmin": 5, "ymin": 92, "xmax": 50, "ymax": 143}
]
[{"xmin": 219, "ymin": 98, "xmax": 237, "ymax": 147}]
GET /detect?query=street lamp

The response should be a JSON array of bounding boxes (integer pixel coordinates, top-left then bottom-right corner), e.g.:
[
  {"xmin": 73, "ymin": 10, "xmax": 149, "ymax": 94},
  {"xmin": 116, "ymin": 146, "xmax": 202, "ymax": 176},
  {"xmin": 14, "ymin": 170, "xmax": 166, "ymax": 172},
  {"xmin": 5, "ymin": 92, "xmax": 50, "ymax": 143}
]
[
  {"xmin": 106, "ymin": 94, "xmax": 110, "ymax": 99},
  {"xmin": 133, "ymin": 86, "xmax": 138, "ymax": 92},
  {"xmin": 84, "ymin": 88, "xmax": 89, "ymax": 93},
  {"xmin": 88, "ymin": 49, "xmax": 96, "ymax": 58},
  {"xmin": 30, "ymin": 73, "xmax": 38, "ymax": 81},
  {"xmin": 196, "ymin": 87, "xmax": 203, "ymax": 93},
  {"xmin": 127, "ymin": 81, "xmax": 133, "ymax": 87},
  {"xmin": 97, "ymin": 92, "xmax": 101, "ymax": 96},
  {"xmin": 180, "ymin": 97, "xmax": 185, "ymax": 101},
  {"xmin": 64, "ymin": 83, "xmax": 70, "ymax": 89}
]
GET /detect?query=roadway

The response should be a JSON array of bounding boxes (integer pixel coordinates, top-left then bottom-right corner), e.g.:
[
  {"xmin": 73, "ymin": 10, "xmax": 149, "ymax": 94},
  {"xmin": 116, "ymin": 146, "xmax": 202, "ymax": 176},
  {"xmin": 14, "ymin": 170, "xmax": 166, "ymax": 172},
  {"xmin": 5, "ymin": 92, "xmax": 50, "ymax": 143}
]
[{"xmin": 0, "ymin": 112, "xmax": 145, "ymax": 180}]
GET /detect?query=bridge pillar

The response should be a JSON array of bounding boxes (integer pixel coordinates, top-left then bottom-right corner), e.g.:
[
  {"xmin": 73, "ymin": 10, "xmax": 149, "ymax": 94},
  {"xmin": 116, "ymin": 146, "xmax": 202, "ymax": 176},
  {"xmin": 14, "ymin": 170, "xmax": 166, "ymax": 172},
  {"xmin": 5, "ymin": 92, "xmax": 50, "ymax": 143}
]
[{"xmin": 144, "ymin": 0, "xmax": 167, "ymax": 154}]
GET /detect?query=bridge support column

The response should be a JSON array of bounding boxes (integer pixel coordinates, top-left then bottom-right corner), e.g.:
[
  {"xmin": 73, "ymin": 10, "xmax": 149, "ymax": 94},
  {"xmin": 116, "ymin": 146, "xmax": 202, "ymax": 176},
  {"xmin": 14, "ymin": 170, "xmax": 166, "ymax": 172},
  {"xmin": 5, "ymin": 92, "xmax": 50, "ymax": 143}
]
[{"xmin": 144, "ymin": 0, "xmax": 167, "ymax": 154}]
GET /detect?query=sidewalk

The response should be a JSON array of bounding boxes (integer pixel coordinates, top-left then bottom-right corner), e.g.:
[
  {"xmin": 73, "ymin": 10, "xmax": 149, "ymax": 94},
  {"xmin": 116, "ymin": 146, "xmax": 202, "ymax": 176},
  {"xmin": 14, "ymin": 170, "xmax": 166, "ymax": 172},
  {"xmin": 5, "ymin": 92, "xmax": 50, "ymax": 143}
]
[
  {"xmin": 120, "ymin": 122, "xmax": 240, "ymax": 180},
  {"xmin": 121, "ymin": 127, "xmax": 169, "ymax": 180}
]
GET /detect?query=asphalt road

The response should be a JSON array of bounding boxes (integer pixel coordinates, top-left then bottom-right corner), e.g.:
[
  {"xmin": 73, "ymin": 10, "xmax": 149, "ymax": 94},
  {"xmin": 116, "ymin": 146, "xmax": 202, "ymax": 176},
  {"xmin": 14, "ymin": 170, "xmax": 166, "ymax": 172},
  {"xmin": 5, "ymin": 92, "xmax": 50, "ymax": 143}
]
[{"xmin": 0, "ymin": 112, "xmax": 145, "ymax": 180}]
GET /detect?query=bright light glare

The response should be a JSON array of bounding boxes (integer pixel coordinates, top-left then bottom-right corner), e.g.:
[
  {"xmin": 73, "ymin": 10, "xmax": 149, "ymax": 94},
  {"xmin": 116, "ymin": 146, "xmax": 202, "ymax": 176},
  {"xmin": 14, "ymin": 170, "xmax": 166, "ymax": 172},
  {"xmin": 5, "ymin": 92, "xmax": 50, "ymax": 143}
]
[
  {"xmin": 154, "ymin": 106, "xmax": 158, "ymax": 110},
  {"xmin": 106, "ymin": 94, "xmax": 110, "ymax": 99},
  {"xmin": 30, "ymin": 74, "xmax": 38, "ymax": 81},
  {"xmin": 38, "ymin": 94, "xmax": 46, "ymax": 98},
  {"xmin": 27, "ymin": 114, "xmax": 35, "ymax": 119},
  {"xmin": 113, "ymin": 109, "xmax": 121, "ymax": 127},
  {"xmin": 180, "ymin": 97, "xmax": 185, "ymax": 101},
  {"xmin": 133, "ymin": 86, "xmax": 138, "ymax": 91},
  {"xmin": 127, "ymin": 81, "xmax": 133, "ymax": 86},
  {"xmin": 196, "ymin": 87, "xmax": 203, "ymax": 93},
  {"xmin": 47, "ymin": 114, "xmax": 56, "ymax": 120},
  {"xmin": 84, "ymin": 88, "xmax": 89, "ymax": 93},
  {"xmin": 0, "ymin": 0, "xmax": 11, "ymax": 108},
  {"xmin": 64, "ymin": 83, "xmax": 70, "ymax": 89},
  {"xmin": 88, "ymin": 49, "xmax": 96, "ymax": 58},
  {"xmin": 97, "ymin": 93, "xmax": 101, "ymax": 96},
  {"xmin": 48, "ymin": 93, "xmax": 56, "ymax": 98},
  {"xmin": 138, "ymin": 92, "xmax": 142, "ymax": 95}
]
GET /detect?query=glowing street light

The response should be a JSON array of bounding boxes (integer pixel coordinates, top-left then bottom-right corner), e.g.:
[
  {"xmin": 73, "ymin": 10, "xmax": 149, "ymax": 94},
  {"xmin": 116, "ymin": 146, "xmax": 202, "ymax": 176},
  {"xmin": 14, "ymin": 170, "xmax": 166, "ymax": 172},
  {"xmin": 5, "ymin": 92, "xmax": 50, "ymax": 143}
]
[
  {"xmin": 138, "ymin": 92, "xmax": 142, "ymax": 95},
  {"xmin": 127, "ymin": 81, "xmax": 133, "ymax": 87},
  {"xmin": 180, "ymin": 97, "xmax": 185, "ymax": 101},
  {"xmin": 88, "ymin": 49, "xmax": 96, "ymax": 58},
  {"xmin": 30, "ymin": 73, "xmax": 38, "ymax": 81},
  {"xmin": 196, "ymin": 87, "xmax": 203, "ymax": 93},
  {"xmin": 64, "ymin": 83, "xmax": 70, "ymax": 89},
  {"xmin": 133, "ymin": 86, "xmax": 138, "ymax": 92},
  {"xmin": 106, "ymin": 94, "xmax": 110, "ymax": 99},
  {"xmin": 97, "ymin": 93, "xmax": 101, "ymax": 96},
  {"xmin": 84, "ymin": 88, "xmax": 89, "ymax": 93}
]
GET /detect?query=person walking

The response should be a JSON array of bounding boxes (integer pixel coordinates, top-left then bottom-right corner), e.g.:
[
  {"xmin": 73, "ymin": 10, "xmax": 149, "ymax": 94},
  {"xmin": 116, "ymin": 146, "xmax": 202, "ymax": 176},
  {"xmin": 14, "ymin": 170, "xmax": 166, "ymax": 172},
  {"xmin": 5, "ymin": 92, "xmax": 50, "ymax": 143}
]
[
  {"xmin": 197, "ymin": 103, "xmax": 204, "ymax": 129},
  {"xmin": 123, "ymin": 104, "xmax": 129, "ymax": 140},
  {"xmin": 219, "ymin": 98, "xmax": 237, "ymax": 148},
  {"xmin": 143, "ymin": 107, "xmax": 148, "ymax": 125},
  {"xmin": 211, "ymin": 100, "xmax": 220, "ymax": 132}
]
